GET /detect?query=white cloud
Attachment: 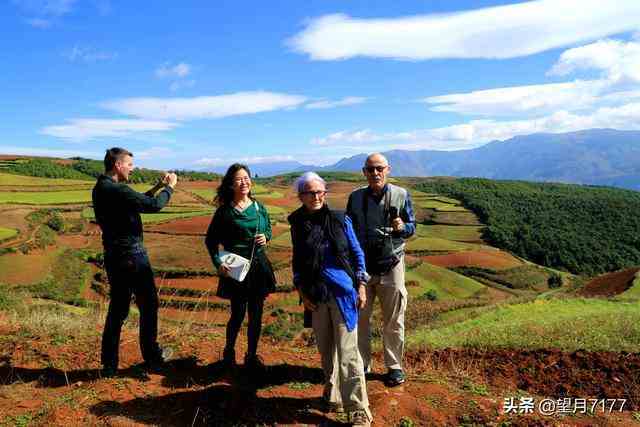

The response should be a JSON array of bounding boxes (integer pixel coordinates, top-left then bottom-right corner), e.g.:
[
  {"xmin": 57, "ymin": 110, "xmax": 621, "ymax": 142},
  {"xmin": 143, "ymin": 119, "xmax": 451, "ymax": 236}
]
[
  {"xmin": 102, "ymin": 91, "xmax": 308, "ymax": 121},
  {"xmin": 40, "ymin": 118, "xmax": 179, "ymax": 142},
  {"xmin": 310, "ymin": 102, "xmax": 640, "ymax": 150},
  {"xmin": 66, "ymin": 45, "xmax": 117, "ymax": 62},
  {"xmin": 288, "ymin": 1, "xmax": 640, "ymax": 61},
  {"xmin": 548, "ymin": 39, "xmax": 640, "ymax": 83},
  {"xmin": 156, "ymin": 62, "xmax": 191, "ymax": 79},
  {"xmin": 195, "ymin": 155, "xmax": 295, "ymax": 167},
  {"xmin": 312, "ymin": 129, "xmax": 388, "ymax": 145},
  {"xmin": 423, "ymin": 80, "xmax": 610, "ymax": 116},
  {"xmin": 305, "ymin": 96, "xmax": 367, "ymax": 109}
]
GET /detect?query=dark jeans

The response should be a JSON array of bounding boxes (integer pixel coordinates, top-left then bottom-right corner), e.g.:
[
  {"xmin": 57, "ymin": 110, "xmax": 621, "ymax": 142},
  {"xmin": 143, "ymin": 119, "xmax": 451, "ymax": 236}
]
[
  {"xmin": 102, "ymin": 248, "xmax": 162, "ymax": 369},
  {"xmin": 225, "ymin": 293, "xmax": 265, "ymax": 357}
]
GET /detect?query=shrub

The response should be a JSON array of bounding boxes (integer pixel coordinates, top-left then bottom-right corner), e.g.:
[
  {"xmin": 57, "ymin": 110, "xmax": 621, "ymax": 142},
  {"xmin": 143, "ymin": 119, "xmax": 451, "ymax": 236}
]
[{"xmin": 548, "ymin": 273, "xmax": 563, "ymax": 289}]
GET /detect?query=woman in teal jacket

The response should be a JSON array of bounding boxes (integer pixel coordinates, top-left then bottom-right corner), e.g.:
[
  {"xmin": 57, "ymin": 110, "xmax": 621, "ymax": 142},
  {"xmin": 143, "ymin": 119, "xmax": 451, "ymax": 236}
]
[{"xmin": 205, "ymin": 163, "xmax": 276, "ymax": 373}]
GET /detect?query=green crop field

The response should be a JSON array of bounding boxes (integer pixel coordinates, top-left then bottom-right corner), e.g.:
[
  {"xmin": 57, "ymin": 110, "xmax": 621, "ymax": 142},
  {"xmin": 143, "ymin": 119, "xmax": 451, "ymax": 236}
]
[
  {"xmin": 0, "ymin": 173, "xmax": 92, "ymax": 186},
  {"xmin": 270, "ymin": 231, "xmax": 292, "ymax": 248},
  {"xmin": 265, "ymin": 205, "xmax": 287, "ymax": 216},
  {"xmin": 188, "ymin": 189, "xmax": 215, "ymax": 200},
  {"xmin": 0, "ymin": 227, "xmax": 18, "ymax": 241},
  {"xmin": 406, "ymin": 262, "xmax": 486, "ymax": 299},
  {"xmin": 0, "ymin": 190, "xmax": 92, "ymax": 205},
  {"xmin": 408, "ymin": 298, "xmax": 640, "ymax": 352},
  {"xmin": 416, "ymin": 224, "xmax": 483, "ymax": 242},
  {"xmin": 82, "ymin": 207, "xmax": 210, "ymax": 224},
  {"xmin": 406, "ymin": 236, "xmax": 480, "ymax": 253}
]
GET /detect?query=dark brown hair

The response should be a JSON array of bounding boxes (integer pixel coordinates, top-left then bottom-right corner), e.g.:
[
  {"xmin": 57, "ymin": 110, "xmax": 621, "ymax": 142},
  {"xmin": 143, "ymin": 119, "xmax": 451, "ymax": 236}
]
[
  {"xmin": 104, "ymin": 147, "xmax": 133, "ymax": 172},
  {"xmin": 215, "ymin": 163, "xmax": 252, "ymax": 206}
]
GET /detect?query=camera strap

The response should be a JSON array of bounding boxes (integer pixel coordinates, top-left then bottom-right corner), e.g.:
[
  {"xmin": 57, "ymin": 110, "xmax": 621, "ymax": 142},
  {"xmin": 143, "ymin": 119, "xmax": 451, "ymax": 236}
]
[{"xmin": 362, "ymin": 187, "xmax": 395, "ymax": 255}]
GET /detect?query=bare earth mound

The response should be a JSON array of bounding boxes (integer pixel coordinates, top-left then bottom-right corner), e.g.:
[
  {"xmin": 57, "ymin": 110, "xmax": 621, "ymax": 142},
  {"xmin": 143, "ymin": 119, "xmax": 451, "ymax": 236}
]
[
  {"xmin": 579, "ymin": 268, "xmax": 639, "ymax": 297},
  {"xmin": 423, "ymin": 249, "xmax": 523, "ymax": 270}
]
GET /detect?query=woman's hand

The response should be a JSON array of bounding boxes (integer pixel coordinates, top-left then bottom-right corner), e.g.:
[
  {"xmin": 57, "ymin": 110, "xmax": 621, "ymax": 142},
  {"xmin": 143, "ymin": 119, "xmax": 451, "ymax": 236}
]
[
  {"xmin": 218, "ymin": 264, "xmax": 231, "ymax": 277},
  {"xmin": 255, "ymin": 233, "xmax": 267, "ymax": 246},
  {"xmin": 357, "ymin": 283, "xmax": 367, "ymax": 309},
  {"xmin": 298, "ymin": 289, "xmax": 317, "ymax": 311}
]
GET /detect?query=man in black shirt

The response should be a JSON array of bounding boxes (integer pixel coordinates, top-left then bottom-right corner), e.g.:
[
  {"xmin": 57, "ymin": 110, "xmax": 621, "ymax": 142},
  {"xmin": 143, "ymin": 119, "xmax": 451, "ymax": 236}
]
[{"xmin": 92, "ymin": 147, "xmax": 177, "ymax": 376}]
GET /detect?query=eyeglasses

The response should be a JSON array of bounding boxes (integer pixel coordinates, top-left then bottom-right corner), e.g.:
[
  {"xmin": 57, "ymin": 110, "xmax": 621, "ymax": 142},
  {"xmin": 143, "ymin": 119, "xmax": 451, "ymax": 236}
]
[
  {"xmin": 364, "ymin": 165, "xmax": 387, "ymax": 173},
  {"xmin": 233, "ymin": 177, "xmax": 251, "ymax": 184},
  {"xmin": 301, "ymin": 190, "xmax": 327, "ymax": 198}
]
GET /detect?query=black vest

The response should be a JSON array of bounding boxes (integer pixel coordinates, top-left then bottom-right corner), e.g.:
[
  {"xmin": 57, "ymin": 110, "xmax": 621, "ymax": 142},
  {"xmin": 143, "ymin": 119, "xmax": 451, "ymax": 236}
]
[{"xmin": 288, "ymin": 206, "xmax": 356, "ymax": 303}]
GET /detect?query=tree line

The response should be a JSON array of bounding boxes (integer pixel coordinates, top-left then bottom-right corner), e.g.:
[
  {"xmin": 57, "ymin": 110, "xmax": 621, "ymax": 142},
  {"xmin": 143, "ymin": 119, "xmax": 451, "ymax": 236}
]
[
  {"xmin": 7, "ymin": 158, "xmax": 220, "ymax": 183},
  {"xmin": 416, "ymin": 178, "xmax": 640, "ymax": 276}
]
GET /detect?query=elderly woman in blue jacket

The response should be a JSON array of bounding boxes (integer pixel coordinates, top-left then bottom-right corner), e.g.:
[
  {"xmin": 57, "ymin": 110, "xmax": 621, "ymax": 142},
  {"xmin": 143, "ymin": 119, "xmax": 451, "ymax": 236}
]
[{"xmin": 288, "ymin": 172, "xmax": 372, "ymax": 427}]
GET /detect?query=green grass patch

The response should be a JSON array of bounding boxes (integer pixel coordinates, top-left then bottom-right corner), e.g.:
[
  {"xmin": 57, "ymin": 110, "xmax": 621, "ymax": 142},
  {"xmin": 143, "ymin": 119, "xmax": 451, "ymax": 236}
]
[
  {"xmin": 406, "ymin": 236, "xmax": 479, "ymax": 253},
  {"xmin": 263, "ymin": 308, "xmax": 304, "ymax": 341},
  {"xmin": 82, "ymin": 207, "xmax": 210, "ymax": 224},
  {"xmin": 416, "ymin": 224, "xmax": 483, "ymax": 242},
  {"xmin": 0, "ymin": 227, "xmax": 18, "ymax": 241},
  {"xmin": 264, "ymin": 204, "xmax": 286, "ymax": 215},
  {"xmin": 0, "ymin": 172, "xmax": 92, "ymax": 186},
  {"xmin": 189, "ymin": 188, "xmax": 215, "ymax": 200},
  {"xmin": 0, "ymin": 190, "xmax": 92, "ymax": 205},
  {"xmin": 617, "ymin": 273, "xmax": 640, "ymax": 300},
  {"xmin": 270, "ymin": 231, "xmax": 292, "ymax": 248},
  {"xmin": 408, "ymin": 298, "xmax": 640, "ymax": 352},
  {"xmin": 406, "ymin": 263, "xmax": 486, "ymax": 300}
]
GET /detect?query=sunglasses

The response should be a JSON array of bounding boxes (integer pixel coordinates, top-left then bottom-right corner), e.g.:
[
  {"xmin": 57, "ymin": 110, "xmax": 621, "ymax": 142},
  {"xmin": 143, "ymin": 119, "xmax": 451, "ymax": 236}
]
[
  {"xmin": 364, "ymin": 165, "xmax": 387, "ymax": 173},
  {"xmin": 301, "ymin": 190, "xmax": 327, "ymax": 197}
]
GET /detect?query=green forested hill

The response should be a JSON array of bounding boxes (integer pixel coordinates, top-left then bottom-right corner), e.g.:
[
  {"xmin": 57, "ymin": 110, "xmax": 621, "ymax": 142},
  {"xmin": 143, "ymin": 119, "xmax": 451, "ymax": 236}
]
[{"xmin": 416, "ymin": 178, "xmax": 640, "ymax": 275}]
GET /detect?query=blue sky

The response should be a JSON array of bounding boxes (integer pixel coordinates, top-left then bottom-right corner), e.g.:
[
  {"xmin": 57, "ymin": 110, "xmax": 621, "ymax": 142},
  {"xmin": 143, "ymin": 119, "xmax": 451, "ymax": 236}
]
[{"xmin": 2, "ymin": 0, "xmax": 640, "ymax": 170}]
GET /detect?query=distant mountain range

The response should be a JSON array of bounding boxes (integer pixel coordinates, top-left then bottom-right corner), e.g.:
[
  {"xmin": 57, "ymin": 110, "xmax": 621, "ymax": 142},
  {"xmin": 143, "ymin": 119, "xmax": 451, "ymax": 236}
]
[{"xmin": 206, "ymin": 129, "xmax": 640, "ymax": 190}]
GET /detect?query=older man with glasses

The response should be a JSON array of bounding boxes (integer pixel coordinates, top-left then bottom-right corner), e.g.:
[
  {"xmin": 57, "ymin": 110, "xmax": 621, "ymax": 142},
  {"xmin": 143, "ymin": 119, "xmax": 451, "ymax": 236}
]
[{"xmin": 346, "ymin": 153, "xmax": 416, "ymax": 387}]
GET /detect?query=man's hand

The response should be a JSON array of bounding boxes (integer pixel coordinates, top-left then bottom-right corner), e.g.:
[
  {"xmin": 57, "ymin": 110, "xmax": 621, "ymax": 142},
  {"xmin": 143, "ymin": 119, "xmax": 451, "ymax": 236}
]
[
  {"xmin": 357, "ymin": 283, "xmax": 367, "ymax": 309},
  {"xmin": 164, "ymin": 172, "xmax": 178, "ymax": 189},
  {"xmin": 254, "ymin": 233, "xmax": 267, "ymax": 246},
  {"xmin": 392, "ymin": 217, "xmax": 405, "ymax": 232},
  {"xmin": 218, "ymin": 264, "xmax": 231, "ymax": 278},
  {"xmin": 298, "ymin": 289, "xmax": 317, "ymax": 311}
]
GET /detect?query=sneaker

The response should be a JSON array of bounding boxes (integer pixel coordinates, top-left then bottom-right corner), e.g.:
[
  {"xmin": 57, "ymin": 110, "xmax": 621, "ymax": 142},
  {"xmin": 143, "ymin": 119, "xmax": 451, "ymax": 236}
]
[
  {"xmin": 349, "ymin": 410, "xmax": 371, "ymax": 427},
  {"xmin": 244, "ymin": 354, "xmax": 266, "ymax": 374},
  {"xmin": 385, "ymin": 368, "xmax": 405, "ymax": 387},
  {"xmin": 101, "ymin": 366, "xmax": 117, "ymax": 378},
  {"xmin": 161, "ymin": 347, "xmax": 174, "ymax": 361}
]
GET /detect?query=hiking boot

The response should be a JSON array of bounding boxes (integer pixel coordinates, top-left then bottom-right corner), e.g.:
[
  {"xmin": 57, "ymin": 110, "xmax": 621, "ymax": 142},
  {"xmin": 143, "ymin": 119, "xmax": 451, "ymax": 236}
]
[
  {"xmin": 143, "ymin": 347, "xmax": 172, "ymax": 373},
  {"xmin": 244, "ymin": 353, "xmax": 266, "ymax": 374},
  {"xmin": 385, "ymin": 368, "xmax": 405, "ymax": 387},
  {"xmin": 349, "ymin": 410, "xmax": 372, "ymax": 427}
]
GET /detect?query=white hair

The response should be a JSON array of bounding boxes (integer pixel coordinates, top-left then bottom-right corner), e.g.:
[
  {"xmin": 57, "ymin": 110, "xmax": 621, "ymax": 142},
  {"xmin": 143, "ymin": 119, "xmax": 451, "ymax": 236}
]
[{"xmin": 294, "ymin": 171, "xmax": 326, "ymax": 194}]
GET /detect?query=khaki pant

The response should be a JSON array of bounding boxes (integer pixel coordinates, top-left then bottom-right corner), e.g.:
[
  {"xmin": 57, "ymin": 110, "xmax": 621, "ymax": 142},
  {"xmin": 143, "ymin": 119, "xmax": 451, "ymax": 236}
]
[
  {"xmin": 313, "ymin": 296, "xmax": 371, "ymax": 418},
  {"xmin": 358, "ymin": 255, "xmax": 407, "ymax": 371}
]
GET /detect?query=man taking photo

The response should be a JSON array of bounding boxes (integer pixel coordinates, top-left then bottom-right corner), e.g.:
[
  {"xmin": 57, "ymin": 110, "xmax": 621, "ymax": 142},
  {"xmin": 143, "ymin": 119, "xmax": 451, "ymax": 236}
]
[
  {"xmin": 346, "ymin": 153, "xmax": 416, "ymax": 387},
  {"xmin": 92, "ymin": 147, "xmax": 177, "ymax": 377}
]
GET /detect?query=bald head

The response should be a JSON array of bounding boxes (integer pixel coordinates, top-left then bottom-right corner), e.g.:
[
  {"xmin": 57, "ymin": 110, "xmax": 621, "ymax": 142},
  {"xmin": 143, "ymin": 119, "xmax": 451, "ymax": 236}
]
[
  {"xmin": 363, "ymin": 152, "xmax": 391, "ymax": 194},
  {"xmin": 364, "ymin": 153, "xmax": 388, "ymax": 167}
]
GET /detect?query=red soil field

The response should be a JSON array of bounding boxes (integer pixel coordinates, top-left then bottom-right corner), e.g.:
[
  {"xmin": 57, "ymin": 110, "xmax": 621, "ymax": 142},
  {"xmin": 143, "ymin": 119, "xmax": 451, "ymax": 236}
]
[
  {"xmin": 145, "ymin": 234, "xmax": 212, "ymax": 270},
  {"xmin": 579, "ymin": 267, "xmax": 639, "ymax": 297},
  {"xmin": 0, "ymin": 250, "xmax": 54, "ymax": 285},
  {"xmin": 146, "ymin": 215, "xmax": 211, "ymax": 235},
  {"xmin": 423, "ymin": 249, "xmax": 523, "ymax": 270}
]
